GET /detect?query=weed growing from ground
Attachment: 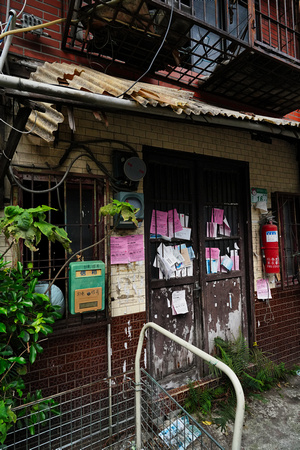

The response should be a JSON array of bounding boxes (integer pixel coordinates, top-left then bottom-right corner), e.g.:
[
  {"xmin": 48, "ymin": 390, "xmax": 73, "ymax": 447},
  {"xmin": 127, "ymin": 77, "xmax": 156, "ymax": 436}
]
[{"xmin": 184, "ymin": 333, "xmax": 299, "ymax": 431}]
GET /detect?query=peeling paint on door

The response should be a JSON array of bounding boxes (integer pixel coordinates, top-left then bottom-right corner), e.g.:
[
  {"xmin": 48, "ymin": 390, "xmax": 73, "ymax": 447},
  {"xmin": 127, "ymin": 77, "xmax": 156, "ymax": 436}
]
[{"xmin": 205, "ymin": 278, "xmax": 242, "ymax": 353}]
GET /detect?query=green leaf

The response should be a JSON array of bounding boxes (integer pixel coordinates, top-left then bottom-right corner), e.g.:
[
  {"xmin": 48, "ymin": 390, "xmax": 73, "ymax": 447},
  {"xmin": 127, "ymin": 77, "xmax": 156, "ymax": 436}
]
[
  {"xmin": 14, "ymin": 211, "xmax": 33, "ymax": 231},
  {"xmin": 35, "ymin": 343, "xmax": 43, "ymax": 353},
  {"xmin": 19, "ymin": 330, "xmax": 30, "ymax": 342},
  {"xmin": 26, "ymin": 205, "xmax": 54, "ymax": 214},
  {"xmin": 0, "ymin": 323, "xmax": 6, "ymax": 333},
  {"xmin": 16, "ymin": 312, "xmax": 26, "ymax": 325},
  {"xmin": 29, "ymin": 345, "xmax": 37, "ymax": 364},
  {"xmin": 40, "ymin": 324, "xmax": 53, "ymax": 335},
  {"xmin": 20, "ymin": 299, "xmax": 33, "ymax": 308},
  {"xmin": 34, "ymin": 221, "xmax": 53, "ymax": 239},
  {"xmin": 0, "ymin": 359, "xmax": 10, "ymax": 375},
  {"xmin": 0, "ymin": 308, "xmax": 8, "ymax": 316},
  {"xmin": 8, "ymin": 357, "xmax": 26, "ymax": 364}
]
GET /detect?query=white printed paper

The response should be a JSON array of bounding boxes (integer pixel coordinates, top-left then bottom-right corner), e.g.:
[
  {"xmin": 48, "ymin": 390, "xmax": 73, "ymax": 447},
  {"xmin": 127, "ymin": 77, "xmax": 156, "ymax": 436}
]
[
  {"xmin": 172, "ymin": 290, "xmax": 188, "ymax": 315},
  {"xmin": 175, "ymin": 227, "xmax": 191, "ymax": 240}
]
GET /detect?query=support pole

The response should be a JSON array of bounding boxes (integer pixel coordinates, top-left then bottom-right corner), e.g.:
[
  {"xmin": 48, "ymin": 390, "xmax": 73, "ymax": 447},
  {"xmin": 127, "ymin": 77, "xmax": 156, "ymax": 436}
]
[{"xmin": 0, "ymin": 107, "xmax": 32, "ymax": 183}]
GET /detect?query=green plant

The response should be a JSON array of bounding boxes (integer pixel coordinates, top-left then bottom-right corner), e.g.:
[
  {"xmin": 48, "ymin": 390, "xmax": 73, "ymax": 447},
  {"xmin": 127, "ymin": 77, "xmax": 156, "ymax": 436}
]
[
  {"xmin": 0, "ymin": 205, "xmax": 71, "ymax": 255},
  {"xmin": 185, "ymin": 333, "xmax": 295, "ymax": 432},
  {"xmin": 99, "ymin": 198, "xmax": 139, "ymax": 226},
  {"xmin": 184, "ymin": 382, "xmax": 215, "ymax": 418},
  {"xmin": 0, "ymin": 205, "xmax": 72, "ymax": 444},
  {"xmin": 17, "ymin": 390, "xmax": 60, "ymax": 437},
  {"xmin": 0, "ymin": 257, "xmax": 62, "ymax": 444},
  {"xmin": 0, "ymin": 199, "xmax": 138, "ymax": 444}
]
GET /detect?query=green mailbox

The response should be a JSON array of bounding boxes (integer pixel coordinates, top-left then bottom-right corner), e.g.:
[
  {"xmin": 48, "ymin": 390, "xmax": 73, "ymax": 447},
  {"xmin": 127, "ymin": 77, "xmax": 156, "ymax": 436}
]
[{"xmin": 68, "ymin": 261, "xmax": 105, "ymax": 314}]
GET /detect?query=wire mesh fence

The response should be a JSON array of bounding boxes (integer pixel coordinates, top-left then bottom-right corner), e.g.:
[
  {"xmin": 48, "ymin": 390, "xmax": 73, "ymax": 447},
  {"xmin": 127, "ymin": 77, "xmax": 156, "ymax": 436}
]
[{"xmin": 6, "ymin": 370, "xmax": 223, "ymax": 450}]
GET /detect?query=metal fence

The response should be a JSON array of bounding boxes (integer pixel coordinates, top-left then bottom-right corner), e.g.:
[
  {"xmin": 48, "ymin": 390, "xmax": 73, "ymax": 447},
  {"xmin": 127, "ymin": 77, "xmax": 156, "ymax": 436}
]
[{"xmin": 6, "ymin": 369, "xmax": 223, "ymax": 450}]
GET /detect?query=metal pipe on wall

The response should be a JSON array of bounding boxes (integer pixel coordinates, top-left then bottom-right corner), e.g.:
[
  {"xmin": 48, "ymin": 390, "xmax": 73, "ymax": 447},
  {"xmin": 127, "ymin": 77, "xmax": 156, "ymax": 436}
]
[
  {"xmin": 0, "ymin": 10, "xmax": 16, "ymax": 73},
  {"xmin": 0, "ymin": 73, "xmax": 299, "ymax": 140}
]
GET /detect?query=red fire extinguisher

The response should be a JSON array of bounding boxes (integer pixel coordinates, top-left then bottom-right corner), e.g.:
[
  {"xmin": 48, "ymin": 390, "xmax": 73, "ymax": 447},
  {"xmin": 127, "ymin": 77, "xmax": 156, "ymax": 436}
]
[{"xmin": 261, "ymin": 222, "xmax": 280, "ymax": 273}]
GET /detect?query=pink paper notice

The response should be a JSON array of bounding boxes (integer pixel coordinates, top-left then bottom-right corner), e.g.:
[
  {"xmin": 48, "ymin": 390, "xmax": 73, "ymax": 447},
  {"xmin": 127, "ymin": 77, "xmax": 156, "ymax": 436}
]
[
  {"xmin": 128, "ymin": 235, "xmax": 144, "ymax": 262},
  {"xmin": 211, "ymin": 208, "xmax": 224, "ymax": 225},
  {"xmin": 110, "ymin": 236, "xmax": 129, "ymax": 264},
  {"xmin": 150, "ymin": 210, "xmax": 168, "ymax": 236}
]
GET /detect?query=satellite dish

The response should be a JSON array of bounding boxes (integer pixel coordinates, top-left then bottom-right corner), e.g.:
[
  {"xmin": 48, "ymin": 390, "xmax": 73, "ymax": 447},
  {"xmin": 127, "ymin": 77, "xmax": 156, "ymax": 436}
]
[{"xmin": 123, "ymin": 157, "xmax": 147, "ymax": 181}]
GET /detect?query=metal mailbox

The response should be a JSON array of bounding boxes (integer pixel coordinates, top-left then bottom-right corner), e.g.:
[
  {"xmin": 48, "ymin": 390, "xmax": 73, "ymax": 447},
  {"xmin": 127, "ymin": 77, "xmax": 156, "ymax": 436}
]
[{"xmin": 68, "ymin": 261, "xmax": 105, "ymax": 314}]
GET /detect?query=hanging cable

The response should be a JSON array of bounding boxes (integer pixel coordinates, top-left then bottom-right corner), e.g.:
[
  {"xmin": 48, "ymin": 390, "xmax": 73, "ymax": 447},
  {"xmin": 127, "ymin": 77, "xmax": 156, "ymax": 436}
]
[
  {"xmin": 116, "ymin": 0, "xmax": 174, "ymax": 98},
  {"xmin": 0, "ymin": 110, "xmax": 38, "ymax": 134},
  {"xmin": 9, "ymin": 153, "xmax": 94, "ymax": 194}
]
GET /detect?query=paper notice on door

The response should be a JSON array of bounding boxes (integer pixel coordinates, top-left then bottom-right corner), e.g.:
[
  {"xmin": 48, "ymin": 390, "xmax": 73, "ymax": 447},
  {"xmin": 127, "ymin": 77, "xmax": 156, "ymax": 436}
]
[
  {"xmin": 172, "ymin": 290, "xmax": 188, "ymax": 315},
  {"xmin": 221, "ymin": 254, "xmax": 234, "ymax": 271},
  {"xmin": 150, "ymin": 210, "xmax": 168, "ymax": 236},
  {"xmin": 211, "ymin": 208, "xmax": 224, "ymax": 225},
  {"xmin": 206, "ymin": 222, "xmax": 217, "ymax": 238},
  {"xmin": 219, "ymin": 216, "xmax": 231, "ymax": 236},
  {"xmin": 180, "ymin": 247, "xmax": 192, "ymax": 267},
  {"xmin": 175, "ymin": 227, "xmax": 191, "ymax": 240},
  {"xmin": 167, "ymin": 209, "xmax": 183, "ymax": 237}
]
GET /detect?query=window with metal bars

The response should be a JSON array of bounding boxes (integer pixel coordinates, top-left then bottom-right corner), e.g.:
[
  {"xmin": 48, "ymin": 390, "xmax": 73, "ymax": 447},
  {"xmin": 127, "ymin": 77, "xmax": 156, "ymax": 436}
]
[
  {"xmin": 273, "ymin": 192, "xmax": 300, "ymax": 288},
  {"xmin": 17, "ymin": 171, "xmax": 107, "ymax": 328}
]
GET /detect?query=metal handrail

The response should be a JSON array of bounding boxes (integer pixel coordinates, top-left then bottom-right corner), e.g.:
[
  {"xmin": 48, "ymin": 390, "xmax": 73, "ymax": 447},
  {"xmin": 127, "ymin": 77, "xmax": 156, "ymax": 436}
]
[{"xmin": 135, "ymin": 322, "xmax": 245, "ymax": 450}]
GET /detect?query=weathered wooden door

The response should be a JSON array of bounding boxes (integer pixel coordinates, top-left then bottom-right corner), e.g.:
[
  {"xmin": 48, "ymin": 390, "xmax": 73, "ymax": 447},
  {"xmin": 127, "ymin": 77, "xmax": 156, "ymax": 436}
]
[
  {"xmin": 198, "ymin": 160, "xmax": 253, "ymax": 355},
  {"xmin": 143, "ymin": 148, "xmax": 253, "ymax": 386}
]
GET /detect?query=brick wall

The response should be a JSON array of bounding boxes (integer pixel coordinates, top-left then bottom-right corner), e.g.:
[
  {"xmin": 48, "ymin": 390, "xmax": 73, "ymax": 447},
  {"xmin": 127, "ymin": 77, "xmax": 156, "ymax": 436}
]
[
  {"xmin": 24, "ymin": 311, "xmax": 147, "ymax": 396},
  {"xmin": 255, "ymin": 287, "xmax": 300, "ymax": 368}
]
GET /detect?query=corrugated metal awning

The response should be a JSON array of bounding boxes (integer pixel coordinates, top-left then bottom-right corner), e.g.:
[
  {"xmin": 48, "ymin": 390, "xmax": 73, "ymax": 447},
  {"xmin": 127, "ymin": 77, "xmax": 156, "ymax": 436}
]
[{"xmin": 23, "ymin": 62, "xmax": 300, "ymax": 142}]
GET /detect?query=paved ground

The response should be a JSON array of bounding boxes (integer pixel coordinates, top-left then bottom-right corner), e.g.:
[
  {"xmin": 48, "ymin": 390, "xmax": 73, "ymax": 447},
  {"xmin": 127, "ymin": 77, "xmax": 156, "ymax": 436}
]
[{"xmin": 200, "ymin": 373, "xmax": 300, "ymax": 449}]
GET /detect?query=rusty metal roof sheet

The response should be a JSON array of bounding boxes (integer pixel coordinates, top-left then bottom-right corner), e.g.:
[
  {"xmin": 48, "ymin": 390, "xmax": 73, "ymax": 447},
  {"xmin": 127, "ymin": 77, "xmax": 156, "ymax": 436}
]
[{"xmin": 26, "ymin": 62, "xmax": 300, "ymax": 142}]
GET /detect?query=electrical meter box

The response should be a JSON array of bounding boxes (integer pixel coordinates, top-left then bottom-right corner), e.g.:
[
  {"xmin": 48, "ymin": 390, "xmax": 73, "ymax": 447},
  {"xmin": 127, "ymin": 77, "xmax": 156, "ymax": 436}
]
[{"xmin": 68, "ymin": 261, "xmax": 105, "ymax": 314}]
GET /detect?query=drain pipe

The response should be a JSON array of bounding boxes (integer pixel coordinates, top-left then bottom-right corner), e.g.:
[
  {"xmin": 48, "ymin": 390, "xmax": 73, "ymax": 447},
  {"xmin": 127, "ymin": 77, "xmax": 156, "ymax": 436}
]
[{"xmin": 0, "ymin": 10, "xmax": 17, "ymax": 73}]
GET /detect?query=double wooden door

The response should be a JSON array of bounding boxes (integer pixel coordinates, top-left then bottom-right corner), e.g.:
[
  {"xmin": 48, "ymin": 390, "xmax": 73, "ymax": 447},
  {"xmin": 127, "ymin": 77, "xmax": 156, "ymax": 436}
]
[{"xmin": 143, "ymin": 147, "xmax": 253, "ymax": 386}]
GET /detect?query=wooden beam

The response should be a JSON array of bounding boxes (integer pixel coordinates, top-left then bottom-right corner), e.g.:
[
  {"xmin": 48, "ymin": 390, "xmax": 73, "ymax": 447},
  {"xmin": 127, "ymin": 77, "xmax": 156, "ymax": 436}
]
[{"xmin": 0, "ymin": 107, "xmax": 32, "ymax": 183}]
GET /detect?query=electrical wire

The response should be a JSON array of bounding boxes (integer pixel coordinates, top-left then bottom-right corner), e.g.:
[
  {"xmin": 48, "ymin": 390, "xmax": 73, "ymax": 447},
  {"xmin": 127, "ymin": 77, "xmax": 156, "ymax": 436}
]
[
  {"xmin": 9, "ymin": 139, "xmax": 139, "ymax": 194},
  {"xmin": 16, "ymin": 0, "xmax": 28, "ymax": 19},
  {"xmin": 9, "ymin": 153, "xmax": 94, "ymax": 194},
  {"xmin": 116, "ymin": 0, "xmax": 174, "ymax": 98},
  {"xmin": 0, "ymin": 110, "xmax": 38, "ymax": 135},
  {"xmin": 0, "ymin": 17, "xmax": 78, "ymax": 41},
  {"xmin": 11, "ymin": 138, "xmax": 138, "ymax": 171}
]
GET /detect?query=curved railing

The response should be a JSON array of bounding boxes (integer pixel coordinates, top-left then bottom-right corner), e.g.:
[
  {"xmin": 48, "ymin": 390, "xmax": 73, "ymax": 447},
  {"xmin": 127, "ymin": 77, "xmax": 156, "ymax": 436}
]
[{"xmin": 135, "ymin": 322, "xmax": 245, "ymax": 450}]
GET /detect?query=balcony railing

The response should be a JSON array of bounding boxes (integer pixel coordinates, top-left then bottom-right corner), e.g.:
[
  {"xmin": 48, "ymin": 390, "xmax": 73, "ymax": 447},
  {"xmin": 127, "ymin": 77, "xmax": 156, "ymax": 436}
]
[{"xmin": 62, "ymin": 0, "xmax": 300, "ymax": 115}]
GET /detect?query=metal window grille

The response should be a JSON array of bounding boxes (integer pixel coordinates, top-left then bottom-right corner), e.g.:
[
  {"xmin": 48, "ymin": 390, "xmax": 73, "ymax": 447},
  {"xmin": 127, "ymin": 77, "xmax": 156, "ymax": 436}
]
[
  {"xmin": 274, "ymin": 191, "xmax": 300, "ymax": 288},
  {"xmin": 16, "ymin": 171, "xmax": 107, "ymax": 327}
]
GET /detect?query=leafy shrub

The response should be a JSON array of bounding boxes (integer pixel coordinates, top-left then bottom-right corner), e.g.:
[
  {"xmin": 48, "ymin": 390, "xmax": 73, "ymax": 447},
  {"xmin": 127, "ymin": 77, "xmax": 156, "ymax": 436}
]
[
  {"xmin": 0, "ymin": 205, "xmax": 72, "ymax": 444},
  {"xmin": 185, "ymin": 333, "xmax": 295, "ymax": 431},
  {"xmin": 0, "ymin": 257, "xmax": 62, "ymax": 443}
]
